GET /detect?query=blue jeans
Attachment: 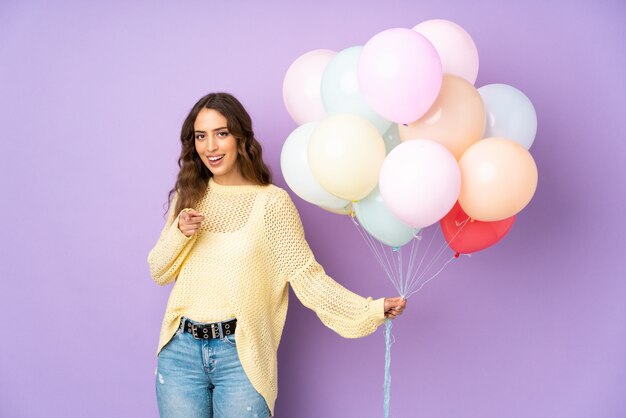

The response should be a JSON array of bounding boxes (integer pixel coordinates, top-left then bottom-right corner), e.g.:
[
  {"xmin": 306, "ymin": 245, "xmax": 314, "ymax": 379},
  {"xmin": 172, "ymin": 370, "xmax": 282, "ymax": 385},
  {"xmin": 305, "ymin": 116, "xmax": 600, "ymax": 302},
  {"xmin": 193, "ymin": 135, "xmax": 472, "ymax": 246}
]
[{"xmin": 156, "ymin": 319, "xmax": 270, "ymax": 418}]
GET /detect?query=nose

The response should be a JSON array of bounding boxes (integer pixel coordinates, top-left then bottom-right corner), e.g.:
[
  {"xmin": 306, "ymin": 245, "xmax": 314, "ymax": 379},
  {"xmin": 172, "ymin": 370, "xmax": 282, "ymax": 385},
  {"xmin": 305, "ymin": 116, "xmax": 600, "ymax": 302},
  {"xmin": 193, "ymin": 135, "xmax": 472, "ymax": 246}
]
[{"xmin": 207, "ymin": 136, "xmax": 218, "ymax": 152}]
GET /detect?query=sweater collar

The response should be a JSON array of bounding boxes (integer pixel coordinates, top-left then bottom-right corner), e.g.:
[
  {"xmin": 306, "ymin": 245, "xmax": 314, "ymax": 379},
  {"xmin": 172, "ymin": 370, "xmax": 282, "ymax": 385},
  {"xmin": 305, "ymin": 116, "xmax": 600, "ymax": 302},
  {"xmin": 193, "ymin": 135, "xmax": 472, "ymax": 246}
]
[{"xmin": 208, "ymin": 177, "xmax": 268, "ymax": 194}]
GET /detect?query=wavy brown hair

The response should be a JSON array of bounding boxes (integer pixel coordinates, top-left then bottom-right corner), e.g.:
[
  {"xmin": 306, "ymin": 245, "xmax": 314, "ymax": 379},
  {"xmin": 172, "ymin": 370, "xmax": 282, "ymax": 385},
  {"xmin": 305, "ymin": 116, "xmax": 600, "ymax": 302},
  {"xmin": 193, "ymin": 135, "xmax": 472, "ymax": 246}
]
[{"xmin": 166, "ymin": 92, "xmax": 272, "ymax": 216}]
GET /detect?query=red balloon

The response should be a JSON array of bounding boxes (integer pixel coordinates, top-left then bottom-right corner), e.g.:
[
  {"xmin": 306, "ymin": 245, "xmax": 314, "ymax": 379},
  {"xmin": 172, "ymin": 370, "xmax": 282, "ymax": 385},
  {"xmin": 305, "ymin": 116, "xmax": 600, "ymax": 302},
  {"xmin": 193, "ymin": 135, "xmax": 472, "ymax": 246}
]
[{"xmin": 440, "ymin": 202, "xmax": 515, "ymax": 255}]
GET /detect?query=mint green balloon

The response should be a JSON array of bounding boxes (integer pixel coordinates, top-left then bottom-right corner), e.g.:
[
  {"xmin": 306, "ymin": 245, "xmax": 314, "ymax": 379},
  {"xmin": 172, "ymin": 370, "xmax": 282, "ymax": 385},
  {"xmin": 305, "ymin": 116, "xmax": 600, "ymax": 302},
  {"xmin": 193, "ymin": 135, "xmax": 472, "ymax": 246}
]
[
  {"xmin": 354, "ymin": 187, "xmax": 419, "ymax": 247},
  {"xmin": 320, "ymin": 46, "xmax": 392, "ymax": 134}
]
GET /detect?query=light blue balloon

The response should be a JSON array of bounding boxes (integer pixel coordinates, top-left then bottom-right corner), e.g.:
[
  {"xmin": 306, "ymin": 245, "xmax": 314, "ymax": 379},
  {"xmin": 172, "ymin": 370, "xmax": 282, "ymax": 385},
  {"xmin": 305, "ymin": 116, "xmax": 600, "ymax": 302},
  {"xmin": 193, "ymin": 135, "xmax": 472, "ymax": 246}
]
[
  {"xmin": 382, "ymin": 124, "xmax": 402, "ymax": 155},
  {"xmin": 478, "ymin": 83, "xmax": 538, "ymax": 149},
  {"xmin": 320, "ymin": 46, "xmax": 392, "ymax": 134},
  {"xmin": 354, "ymin": 187, "xmax": 419, "ymax": 248}
]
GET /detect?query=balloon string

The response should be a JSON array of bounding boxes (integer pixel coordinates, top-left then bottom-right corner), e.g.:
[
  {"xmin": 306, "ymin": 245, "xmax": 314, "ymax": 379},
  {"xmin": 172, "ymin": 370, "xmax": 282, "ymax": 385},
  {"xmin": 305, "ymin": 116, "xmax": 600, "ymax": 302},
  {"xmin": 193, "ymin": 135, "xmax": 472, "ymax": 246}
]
[
  {"xmin": 406, "ymin": 226, "xmax": 446, "ymax": 295},
  {"xmin": 351, "ymin": 217, "xmax": 403, "ymax": 295},
  {"xmin": 384, "ymin": 318, "xmax": 393, "ymax": 418},
  {"xmin": 352, "ymin": 216, "xmax": 469, "ymax": 298},
  {"xmin": 403, "ymin": 224, "xmax": 439, "ymax": 295},
  {"xmin": 350, "ymin": 216, "xmax": 468, "ymax": 418},
  {"xmin": 351, "ymin": 217, "xmax": 388, "ymax": 277},
  {"xmin": 405, "ymin": 255, "xmax": 456, "ymax": 298},
  {"xmin": 381, "ymin": 239, "xmax": 401, "ymax": 292},
  {"xmin": 396, "ymin": 248, "xmax": 404, "ymax": 296},
  {"xmin": 405, "ymin": 232, "xmax": 422, "ymax": 290},
  {"xmin": 405, "ymin": 219, "xmax": 469, "ymax": 296}
]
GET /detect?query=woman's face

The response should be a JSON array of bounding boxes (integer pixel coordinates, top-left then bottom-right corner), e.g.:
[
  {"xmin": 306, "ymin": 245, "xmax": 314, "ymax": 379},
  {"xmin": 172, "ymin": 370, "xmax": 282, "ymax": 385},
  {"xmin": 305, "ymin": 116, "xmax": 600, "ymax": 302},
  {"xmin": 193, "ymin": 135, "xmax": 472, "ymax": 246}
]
[{"xmin": 194, "ymin": 108, "xmax": 242, "ymax": 184}]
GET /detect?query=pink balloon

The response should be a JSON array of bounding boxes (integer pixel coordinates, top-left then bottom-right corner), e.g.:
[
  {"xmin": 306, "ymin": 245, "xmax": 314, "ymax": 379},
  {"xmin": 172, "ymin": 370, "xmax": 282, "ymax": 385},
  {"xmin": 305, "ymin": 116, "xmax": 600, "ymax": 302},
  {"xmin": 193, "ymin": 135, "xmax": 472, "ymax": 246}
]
[
  {"xmin": 358, "ymin": 28, "xmax": 442, "ymax": 124},
  {"xmin": 379, "ymin": 140, "xmax": 461, "ymax": 228},
  {"xmin": 283, "ymin": 49, "xmax": 336, "ymax": 125}
]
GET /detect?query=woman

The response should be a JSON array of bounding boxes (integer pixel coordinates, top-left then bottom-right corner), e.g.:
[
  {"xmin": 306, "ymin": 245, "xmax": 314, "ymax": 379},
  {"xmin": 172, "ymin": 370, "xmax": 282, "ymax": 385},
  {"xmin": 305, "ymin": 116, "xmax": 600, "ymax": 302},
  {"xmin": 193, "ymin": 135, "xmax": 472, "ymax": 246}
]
[{"xmin": 148, "ymin": 92, "xmax": 406, "ymax": 418}]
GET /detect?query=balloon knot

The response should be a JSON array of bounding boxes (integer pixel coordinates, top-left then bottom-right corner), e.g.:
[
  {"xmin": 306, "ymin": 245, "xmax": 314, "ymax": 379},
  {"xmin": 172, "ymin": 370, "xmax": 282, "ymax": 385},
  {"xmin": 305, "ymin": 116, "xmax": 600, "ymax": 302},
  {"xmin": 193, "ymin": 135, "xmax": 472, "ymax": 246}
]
[
  {"xmin": 392, "ymin": 246, "xmax": 399, "ymax": 252},
  {"xmin": 454, "ymin": 252, "xmax": 460, "ymax": 258}
]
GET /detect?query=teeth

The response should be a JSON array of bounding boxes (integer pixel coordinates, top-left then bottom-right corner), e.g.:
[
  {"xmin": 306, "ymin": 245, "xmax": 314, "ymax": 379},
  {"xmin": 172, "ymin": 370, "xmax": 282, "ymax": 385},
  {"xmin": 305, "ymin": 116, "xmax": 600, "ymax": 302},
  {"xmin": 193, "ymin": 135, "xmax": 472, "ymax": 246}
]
[{"xmin": 209, "ymin": 155, "xmax": 224, "ymax": 161}]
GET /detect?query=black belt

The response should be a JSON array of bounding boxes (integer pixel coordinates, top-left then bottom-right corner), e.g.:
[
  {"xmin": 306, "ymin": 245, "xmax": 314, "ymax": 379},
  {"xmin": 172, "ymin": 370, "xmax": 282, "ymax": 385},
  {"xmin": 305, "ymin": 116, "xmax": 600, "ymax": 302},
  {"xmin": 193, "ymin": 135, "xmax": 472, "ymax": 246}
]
[{"xmin": 181, "ymin": 317, "xmax": 237, "ymax": 340}]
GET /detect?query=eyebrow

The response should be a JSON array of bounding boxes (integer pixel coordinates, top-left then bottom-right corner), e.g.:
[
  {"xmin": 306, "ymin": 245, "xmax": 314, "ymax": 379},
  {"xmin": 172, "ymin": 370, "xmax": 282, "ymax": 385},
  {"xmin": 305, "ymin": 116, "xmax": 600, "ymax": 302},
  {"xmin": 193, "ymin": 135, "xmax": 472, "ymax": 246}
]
[{"xmin": 194, "ymin": 126, "xmax": 228, "ymax": 133}]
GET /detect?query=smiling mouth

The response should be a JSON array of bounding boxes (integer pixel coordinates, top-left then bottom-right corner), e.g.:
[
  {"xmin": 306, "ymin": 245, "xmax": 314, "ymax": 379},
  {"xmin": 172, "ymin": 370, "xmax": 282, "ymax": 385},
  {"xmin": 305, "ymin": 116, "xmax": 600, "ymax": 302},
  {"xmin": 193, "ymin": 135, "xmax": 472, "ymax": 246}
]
[{"xmin": 208, "ymin": 155, "xmax": 225, "ymax": 163}]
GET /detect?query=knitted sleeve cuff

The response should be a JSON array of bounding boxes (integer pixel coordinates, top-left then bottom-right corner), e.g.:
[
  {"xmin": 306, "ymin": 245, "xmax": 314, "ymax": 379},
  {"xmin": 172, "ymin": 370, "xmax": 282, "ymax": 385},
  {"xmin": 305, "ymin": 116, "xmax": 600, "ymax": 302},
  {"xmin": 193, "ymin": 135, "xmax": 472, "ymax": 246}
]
[{"xmin": 366, "ymin": 297, "xmax": 386, "ymax": 326}]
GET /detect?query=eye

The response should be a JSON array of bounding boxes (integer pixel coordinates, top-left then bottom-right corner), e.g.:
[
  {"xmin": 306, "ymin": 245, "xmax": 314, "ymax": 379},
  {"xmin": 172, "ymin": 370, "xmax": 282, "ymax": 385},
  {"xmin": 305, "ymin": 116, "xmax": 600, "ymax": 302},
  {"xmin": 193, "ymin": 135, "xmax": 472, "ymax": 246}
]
[
  {"xmin": 195, "ymin": 133, "xmax": 205, "ymax": 141},
  {"xmin": 217, "ymin": 131, "xmax": 229, "ymax": 138}
]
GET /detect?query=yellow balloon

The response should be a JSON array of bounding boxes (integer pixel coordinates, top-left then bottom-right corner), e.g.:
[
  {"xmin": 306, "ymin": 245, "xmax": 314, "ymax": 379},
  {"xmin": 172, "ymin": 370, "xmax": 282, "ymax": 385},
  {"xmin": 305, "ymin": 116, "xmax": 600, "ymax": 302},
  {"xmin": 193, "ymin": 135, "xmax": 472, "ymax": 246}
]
[
  {"xmin": 308, "ymin": 114, "xmax": 385, "ymax": 201},
  {"xmin": 458, "ymin": 137, "xmax": 538, "ymax": 221},
  {"xmin": 399, "ymin": 74, "xmax": 485, "ymax": 160}
]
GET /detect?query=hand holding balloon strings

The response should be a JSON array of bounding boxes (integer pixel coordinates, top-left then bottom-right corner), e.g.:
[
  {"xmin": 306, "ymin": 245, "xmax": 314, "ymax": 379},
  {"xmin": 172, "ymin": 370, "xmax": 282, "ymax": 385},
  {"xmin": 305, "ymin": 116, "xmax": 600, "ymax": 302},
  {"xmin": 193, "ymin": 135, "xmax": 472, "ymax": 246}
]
[{"xmin": 384, "ymin": 297, "xmax": 407, "ymax": 319}]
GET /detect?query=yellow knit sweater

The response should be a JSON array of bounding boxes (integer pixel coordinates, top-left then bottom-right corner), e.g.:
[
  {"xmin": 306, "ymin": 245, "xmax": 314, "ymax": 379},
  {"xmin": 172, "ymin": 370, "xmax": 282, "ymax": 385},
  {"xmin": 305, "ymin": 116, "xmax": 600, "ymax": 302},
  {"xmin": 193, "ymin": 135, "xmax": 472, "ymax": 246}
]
[{"xmin": 147, "ymin": 178, "xmax": 386, "ymax": 416}]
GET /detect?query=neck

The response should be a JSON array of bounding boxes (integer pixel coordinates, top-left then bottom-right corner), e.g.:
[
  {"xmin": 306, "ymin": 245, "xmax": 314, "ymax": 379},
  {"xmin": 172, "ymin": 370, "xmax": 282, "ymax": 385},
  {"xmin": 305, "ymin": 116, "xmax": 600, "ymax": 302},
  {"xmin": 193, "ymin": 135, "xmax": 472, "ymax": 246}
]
[{"xmin": 212, "ymin": 172, "xmax": 256, "ymax": 186}]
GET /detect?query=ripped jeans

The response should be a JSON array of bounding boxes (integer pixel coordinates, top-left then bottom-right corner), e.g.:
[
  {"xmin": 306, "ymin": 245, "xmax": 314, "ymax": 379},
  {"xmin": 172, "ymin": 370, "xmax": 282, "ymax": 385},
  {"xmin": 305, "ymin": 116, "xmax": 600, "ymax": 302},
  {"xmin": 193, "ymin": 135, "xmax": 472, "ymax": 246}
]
[{"xmin": 156, "ymin": 319, "xmax": 270, "ymax": 418}]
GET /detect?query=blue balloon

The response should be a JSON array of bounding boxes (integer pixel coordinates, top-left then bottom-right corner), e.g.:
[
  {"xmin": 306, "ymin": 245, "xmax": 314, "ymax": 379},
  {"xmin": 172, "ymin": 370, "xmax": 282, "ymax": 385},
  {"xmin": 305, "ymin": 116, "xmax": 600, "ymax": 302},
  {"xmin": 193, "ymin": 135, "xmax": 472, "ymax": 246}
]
[
  {"xmin": 354, "ymin": 187, "xmax": 419, "ymax": 247},
  {"xmin": 478, "ymin": 83, "xmax": 537, "ymax": 149},
  {"xmin": 320, "ymin": 46, "xmax": 392, "ymax": 134}
]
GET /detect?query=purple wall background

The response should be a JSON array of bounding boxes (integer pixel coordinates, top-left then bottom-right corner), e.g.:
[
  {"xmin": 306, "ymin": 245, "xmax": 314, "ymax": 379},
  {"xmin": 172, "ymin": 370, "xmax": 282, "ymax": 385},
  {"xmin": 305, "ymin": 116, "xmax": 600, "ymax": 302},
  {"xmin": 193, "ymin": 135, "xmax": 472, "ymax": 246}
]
[{"xmin": 1, "ymin": 0, "xmax": 624, "ymax": 417}]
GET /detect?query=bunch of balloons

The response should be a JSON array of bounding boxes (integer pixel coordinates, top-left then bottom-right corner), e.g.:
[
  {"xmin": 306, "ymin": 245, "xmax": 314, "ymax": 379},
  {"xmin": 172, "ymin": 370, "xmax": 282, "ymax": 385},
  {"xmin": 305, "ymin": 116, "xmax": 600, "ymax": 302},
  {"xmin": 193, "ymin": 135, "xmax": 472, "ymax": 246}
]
[
  {"xmin": 281, "ymin": 20, "xmax": 538, "ymax": 418},
  {"xmin": 281, "ymin": 19, "xmax": 538, "ymax": 258}
]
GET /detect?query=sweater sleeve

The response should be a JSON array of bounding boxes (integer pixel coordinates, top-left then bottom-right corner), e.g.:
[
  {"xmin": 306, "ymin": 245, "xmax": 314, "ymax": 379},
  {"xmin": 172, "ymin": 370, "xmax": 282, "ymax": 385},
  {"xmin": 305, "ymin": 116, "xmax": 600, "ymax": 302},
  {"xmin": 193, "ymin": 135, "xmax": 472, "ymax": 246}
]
[
  {"xmin": 147, "ymin": 193, "xmax": 198, "ymax": 286},
  {"xmin": 265, "ymin": 190, "xmax": 386, "ymax": 338}
]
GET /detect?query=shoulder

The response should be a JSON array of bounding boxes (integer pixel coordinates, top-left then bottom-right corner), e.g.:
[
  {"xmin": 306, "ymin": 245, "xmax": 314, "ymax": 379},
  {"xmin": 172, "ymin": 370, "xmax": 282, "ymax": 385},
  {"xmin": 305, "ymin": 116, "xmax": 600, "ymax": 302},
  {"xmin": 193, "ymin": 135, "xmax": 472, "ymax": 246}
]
[
  {"xmin": 262, "ymin": 184, "xmax": 301, "ymax": 216},
  {"xmin": 263, "ymin": 184, "xmax": 293, "ymax": 205}
]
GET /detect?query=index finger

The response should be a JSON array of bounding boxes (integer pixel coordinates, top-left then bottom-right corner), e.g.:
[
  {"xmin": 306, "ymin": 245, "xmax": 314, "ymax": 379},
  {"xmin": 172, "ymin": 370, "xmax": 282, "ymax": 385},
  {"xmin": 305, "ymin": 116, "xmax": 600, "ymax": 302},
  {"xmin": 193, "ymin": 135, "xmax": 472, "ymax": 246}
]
[{"xmin": 187, "ymin": 210, "xmax": 205, "ymax": 218}]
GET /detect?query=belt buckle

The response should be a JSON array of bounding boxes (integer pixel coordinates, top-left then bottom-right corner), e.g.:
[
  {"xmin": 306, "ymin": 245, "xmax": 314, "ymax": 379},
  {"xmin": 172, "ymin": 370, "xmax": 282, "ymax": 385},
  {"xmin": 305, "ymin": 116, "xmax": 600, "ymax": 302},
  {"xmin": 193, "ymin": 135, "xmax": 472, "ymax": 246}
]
[{"xmin": 188, "ymin": 320, "xmax": 221, "ymax": 339}]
